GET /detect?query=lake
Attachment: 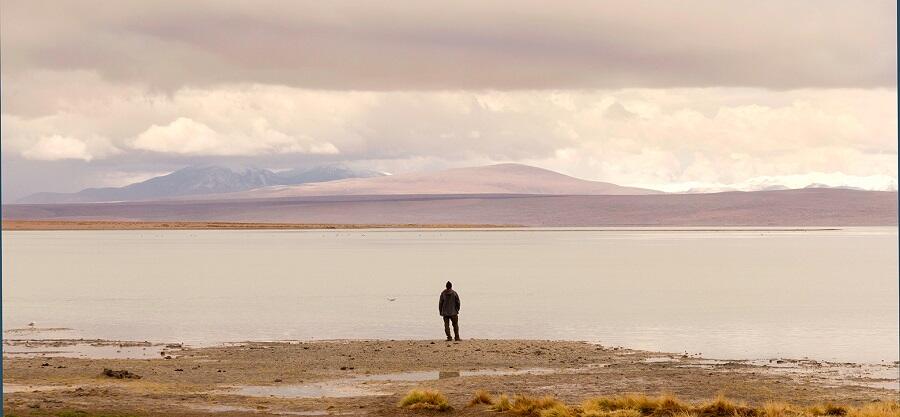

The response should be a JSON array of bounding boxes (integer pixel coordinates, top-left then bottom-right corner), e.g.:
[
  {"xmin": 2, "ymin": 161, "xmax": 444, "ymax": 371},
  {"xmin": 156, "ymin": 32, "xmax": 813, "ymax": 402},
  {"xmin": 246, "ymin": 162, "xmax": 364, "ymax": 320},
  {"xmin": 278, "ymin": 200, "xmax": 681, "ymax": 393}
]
[{"xmin": 3, "ymin": 228, "xmax": 897, "ymax": 363}]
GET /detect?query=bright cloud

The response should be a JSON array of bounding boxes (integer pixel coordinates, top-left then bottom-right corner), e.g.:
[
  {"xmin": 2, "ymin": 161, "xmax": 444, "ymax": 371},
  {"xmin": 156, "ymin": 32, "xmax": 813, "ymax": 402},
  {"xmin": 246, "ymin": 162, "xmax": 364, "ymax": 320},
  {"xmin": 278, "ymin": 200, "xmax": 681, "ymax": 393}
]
[
  {"xmin": 133, "ymin": 118, "xmax": 221, "ymax": 155},
  {"xmin": 21, "ymin": 135, "xmax": 94, "ymax": 161},
  {"xmin": 132, "ymin": 117, "xmax": 339, "ymax": 156},
  {"xmin": 1, "ymin": 74, "xmax": 896, "ymax": 195}
]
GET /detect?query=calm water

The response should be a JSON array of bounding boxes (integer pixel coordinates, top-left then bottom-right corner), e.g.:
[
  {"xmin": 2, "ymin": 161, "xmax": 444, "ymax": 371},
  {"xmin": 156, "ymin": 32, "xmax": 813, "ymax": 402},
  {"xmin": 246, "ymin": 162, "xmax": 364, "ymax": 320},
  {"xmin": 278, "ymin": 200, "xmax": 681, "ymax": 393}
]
[{"xmin": 3, "ymin": 228, "xmax": 897, "ymax": 363}]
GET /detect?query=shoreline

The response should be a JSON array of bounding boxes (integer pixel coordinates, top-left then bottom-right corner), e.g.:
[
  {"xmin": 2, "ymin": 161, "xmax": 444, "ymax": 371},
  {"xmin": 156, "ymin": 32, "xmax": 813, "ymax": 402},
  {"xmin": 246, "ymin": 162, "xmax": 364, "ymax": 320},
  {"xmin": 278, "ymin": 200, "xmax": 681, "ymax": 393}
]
[
  {"xmin": 4, "ymin": 335, "xmax": 899, "ymax": 365},
  {"xmin": 3, "ymin": 338, "xmax": 897, "ymax": 416},
  {"xmin": 2, "ymin": 219, "xmax": 885, "ymax": 231},
  {"xmin": 2, "ymin": 327, "xmax": 900, "ymax": 364},
  {"xmin": 1, "ymin": 220, "xmax": 519, "ymax": 231}
]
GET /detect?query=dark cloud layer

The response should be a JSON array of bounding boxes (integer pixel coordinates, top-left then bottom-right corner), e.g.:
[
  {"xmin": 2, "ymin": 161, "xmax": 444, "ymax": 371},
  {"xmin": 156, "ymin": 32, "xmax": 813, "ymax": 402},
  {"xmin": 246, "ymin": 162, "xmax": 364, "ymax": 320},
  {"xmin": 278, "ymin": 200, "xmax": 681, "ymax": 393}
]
[
  {"xmin": 1, "ymin": 1, "xmax": 896, "ymax": 200},
  {"xmin": 2, "ymin": 0, "xmax": 895, "ymax": 90}
]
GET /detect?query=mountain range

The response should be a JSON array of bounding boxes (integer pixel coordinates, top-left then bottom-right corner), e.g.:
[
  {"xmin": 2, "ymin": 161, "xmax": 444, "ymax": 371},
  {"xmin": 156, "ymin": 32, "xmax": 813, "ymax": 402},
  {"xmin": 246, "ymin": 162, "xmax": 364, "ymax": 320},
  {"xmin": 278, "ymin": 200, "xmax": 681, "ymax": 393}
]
[
  {"xmin": 18, "ymin": 165, "xmax": 385, "ymax": 204},
  {"xmin": 19, "ymin": 163, "xmax": 658, "ymax": 204},
  {"xmin": 207, "ymin": 163, "xmax": 661, "ymax": 199},
  {"xmin": 7, "ymin": 163, "xmax": 896, "ymax": 226}
]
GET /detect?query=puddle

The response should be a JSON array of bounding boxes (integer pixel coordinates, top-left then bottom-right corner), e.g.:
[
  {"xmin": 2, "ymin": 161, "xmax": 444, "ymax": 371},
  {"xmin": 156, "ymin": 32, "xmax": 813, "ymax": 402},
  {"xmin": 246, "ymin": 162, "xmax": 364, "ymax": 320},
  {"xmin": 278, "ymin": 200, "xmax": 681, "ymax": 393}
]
[
  {"xmin": 3, "ymin": 327, "xmax": 180, "ymax": 359},
  {"xmin": 733, "ymin": 359, "xmax": 899, "ymax": 390},
  {"xmin": 359, "ymin": 368, "xmax": 552, "ymax": 382},
  {"xmin": 579, "ymin": 363, "xmax": 611, "ymax": 370},
  {"xmin": 4, "ymin": 327, "xmax": 75, "ymax": 335},
  {"xmin": 677, "ymin": 364, "xmax": 716, "ymax": 369},
  {"xmin": 672, "ymin": 357, "xmax": 898, "ymax": 391},
  {"xmin": 3, "ymin": 383, "xmax": 70, "ymax": 393},
  {"xmin": 642, "ymin": 357, "xmax": 677, "ymax": 363},
  {"xmin": 675, "ymin": 358, "xmax": 731, "ymax": 369},
  {"xmin": 774, "ymin": 363, "xmax": 897, "ymax": 390},
  {"xmin": 3, "ymin": 339, "xmax": 180, "ymax": 359},
  {"xmin": 185, "ymin": 404, "xmax": 260, "ymax": 413},
  {"xmin": 185, "ymin": 404, "xmax": 354, "ymax": 415},
  {"xmin": 227, "ymin": 367, "xmax": 554, "ymax": 399},
  {"xmin": 232, "ymin": 383, "xmax": 390, "ymax": 398}
]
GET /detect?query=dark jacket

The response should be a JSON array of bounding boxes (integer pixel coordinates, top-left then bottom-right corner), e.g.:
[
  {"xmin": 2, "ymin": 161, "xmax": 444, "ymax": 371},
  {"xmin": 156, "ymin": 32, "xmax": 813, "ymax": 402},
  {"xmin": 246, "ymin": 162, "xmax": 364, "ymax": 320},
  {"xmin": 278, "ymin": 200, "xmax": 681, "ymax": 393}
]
[{"xmin": 438, "ymin": 289, "xmax": 461, "ymax": 317}]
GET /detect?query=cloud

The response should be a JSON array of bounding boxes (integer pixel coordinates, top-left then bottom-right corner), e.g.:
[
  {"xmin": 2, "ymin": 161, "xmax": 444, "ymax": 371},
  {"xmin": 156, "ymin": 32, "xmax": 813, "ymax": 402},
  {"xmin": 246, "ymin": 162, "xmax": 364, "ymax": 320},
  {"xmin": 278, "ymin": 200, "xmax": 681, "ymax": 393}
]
[
  {"xmin": 2, "ymin": 111, "xmax": 122, "ymax": 162},
  {"xmin": 132, "ymin": 117, "xmax": 339, "ymax": 156},
  {"xmin": 674, "ymin": 173, "xmax": 899, "ymax": 193},
  {"xmin": 0, "ymin": 1, "xmax": 894, "ymax": 90},
  {"xmin": 0, "ymin": 74, "xmax": 896, "ymax": 198},
  {"xmin": 133, "ymin": 118, "xmax": 220, "ymax": 155},
  {"xmin": 2, "ymin": 3, "xmax": 895, "ymax": 201},
  {"xmin": 21, "ymin": 135, "xmax": 94, "ymax": 161}
]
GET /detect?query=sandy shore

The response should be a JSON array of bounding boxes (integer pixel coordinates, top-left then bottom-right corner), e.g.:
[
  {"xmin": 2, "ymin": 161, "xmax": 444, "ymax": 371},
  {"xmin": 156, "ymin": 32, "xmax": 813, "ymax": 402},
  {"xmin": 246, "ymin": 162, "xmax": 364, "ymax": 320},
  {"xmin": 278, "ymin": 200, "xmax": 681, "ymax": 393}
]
[
  {"xmin": 3, "ymin": 339, "xmax": 897, "ymax": 416},
  {"xmin": 1, "ymin": 220, "xmax": 516, "ymax": 231}
]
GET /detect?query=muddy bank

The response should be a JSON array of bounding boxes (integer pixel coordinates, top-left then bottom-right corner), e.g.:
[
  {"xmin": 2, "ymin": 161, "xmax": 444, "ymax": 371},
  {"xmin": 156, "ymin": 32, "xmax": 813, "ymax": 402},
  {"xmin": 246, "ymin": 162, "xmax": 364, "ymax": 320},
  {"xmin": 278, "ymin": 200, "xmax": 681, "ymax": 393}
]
[{"xmin": 3, "ymin": 339, "xmax": 898, "ymax": 416}]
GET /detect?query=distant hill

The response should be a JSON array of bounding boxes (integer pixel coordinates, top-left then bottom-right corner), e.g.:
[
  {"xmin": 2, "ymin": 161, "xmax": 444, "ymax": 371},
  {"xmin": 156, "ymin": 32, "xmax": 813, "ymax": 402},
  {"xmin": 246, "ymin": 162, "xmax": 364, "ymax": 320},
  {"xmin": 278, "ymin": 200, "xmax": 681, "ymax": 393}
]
[
  {"xmin": 18, "ymin": 165, "xmax": 385, "ymax": 204},
  {"xmin": 4, "ymin": 189, "xmax": 896, "ymax": 226},
  {"xmin": 216, "ymin": 163, "xmax": 662, "ymax": 199},
  {"xmin": 6, "ymin": 164, "xmax": 895, "ymax": 226},
  {"xmin": 274, "ymin": 165, "xmax": 384, "ymax": 184}
]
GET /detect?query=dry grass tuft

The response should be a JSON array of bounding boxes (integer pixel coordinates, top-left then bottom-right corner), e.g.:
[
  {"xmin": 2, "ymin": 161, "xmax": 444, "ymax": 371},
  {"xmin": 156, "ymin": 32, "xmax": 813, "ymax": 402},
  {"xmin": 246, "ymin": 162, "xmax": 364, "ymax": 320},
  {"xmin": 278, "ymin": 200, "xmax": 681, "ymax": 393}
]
[
  {"xmin": 398, "ymin": 389, "xmax": 452, "ymax": 412},
  {"xmin": 824, "ymin": 405, "xmax": 849, "ymax": 416},
  {"xmin": 582, "ymin": 394, "xmax": 690, "ymax": 416},
  {"xmin": 847, "ymin": 402, "xmax": 900, "ymax": 417},
  {"xmin": 761, "ymin": 402, "xmax": 808, "ymax": 417},
  {"xmin": 656, "ymin": 394, "xmax": 693, "ymax": 416},
  {"xmin": 469, "ymin": 389, "xmax": 495, "ymax": 406},
  {"xmin": 509, "ymin": 395, "xmax": 567, "ymax": 416},
  {"xmin": 483, "ymin": 392, "xmax": 898, "ymax": 417},
  {"xmin": 539, "ymin": 404, "xmax": 576, "ymax": 417},
  {"xmin": 490, "ymin": 394, "xmax": 512, "ymax": 412},
  {"xmin": 696, "ymin": 394, "xmax": 755, "ymax": 417},
  {"xmin": 491, "ymin": 394, "xmax": 514, "ymax": 412}
]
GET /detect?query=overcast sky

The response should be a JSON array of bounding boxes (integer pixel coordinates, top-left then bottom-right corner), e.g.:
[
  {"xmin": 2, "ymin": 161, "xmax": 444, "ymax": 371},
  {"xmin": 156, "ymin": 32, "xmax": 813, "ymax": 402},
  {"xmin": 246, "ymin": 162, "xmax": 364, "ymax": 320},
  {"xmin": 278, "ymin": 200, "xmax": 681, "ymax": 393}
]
[{"xmin": 1, "ymin": 0, "xmax": 897, "ymax": 200}]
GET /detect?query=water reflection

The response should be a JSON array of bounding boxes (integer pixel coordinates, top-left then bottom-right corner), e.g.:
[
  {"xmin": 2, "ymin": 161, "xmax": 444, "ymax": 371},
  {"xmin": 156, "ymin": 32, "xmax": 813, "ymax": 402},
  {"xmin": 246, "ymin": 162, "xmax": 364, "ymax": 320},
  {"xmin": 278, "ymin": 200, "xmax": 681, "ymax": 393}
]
[{"xmin": 227, "ymin": 368, "xmax": 552, "ymax": 398}]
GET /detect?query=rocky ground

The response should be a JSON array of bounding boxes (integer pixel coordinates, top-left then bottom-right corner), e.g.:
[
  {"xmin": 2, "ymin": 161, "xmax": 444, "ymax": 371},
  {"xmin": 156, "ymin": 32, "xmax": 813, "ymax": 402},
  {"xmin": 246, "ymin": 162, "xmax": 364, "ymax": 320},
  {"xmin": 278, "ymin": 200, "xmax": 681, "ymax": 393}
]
[{"xmin": 3, "ymin": 339, "xmax": 898, "ymax": 416}]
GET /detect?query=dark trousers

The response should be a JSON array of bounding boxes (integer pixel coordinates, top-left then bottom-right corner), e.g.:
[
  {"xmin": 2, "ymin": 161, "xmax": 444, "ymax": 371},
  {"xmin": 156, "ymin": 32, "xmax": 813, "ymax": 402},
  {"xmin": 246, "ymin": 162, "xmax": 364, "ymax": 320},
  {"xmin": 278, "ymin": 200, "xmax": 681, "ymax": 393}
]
[{"xmin": 442, "ymin": 315, "xmax": 459, "ymax": 340}]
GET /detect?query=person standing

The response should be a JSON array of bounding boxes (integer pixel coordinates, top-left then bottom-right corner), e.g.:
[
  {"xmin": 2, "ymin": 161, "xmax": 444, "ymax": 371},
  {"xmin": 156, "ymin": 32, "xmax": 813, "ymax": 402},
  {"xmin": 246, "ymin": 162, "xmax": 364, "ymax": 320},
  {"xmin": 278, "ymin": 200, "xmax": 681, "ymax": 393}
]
[{"xmin": 438, "ymin": 281, "xmax": 461, "ymax": 341}]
